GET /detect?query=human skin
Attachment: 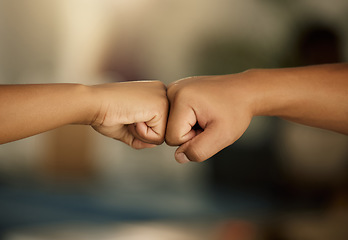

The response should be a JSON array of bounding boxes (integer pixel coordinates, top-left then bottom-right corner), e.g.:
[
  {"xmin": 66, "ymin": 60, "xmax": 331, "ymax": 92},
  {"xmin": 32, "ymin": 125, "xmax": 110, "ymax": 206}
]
[
  {"xmin": 166, "ymin": 63, "xmax": 348, "ymax": 163},
  {"xmin": 0, "ymin": 81, "xmax": 168, "ymax": 149}
]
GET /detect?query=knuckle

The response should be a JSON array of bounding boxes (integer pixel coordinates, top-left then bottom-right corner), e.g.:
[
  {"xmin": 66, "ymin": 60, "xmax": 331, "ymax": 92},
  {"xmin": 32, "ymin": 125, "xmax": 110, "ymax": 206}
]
[
  {"xmin": 159, "ymin": 96, "xmax": 169, "ymax": 109},
  {"xmin": 164, "ymin": 125, "xmax": 176, "ymax": 146},
  {"xmin": 165, "ymin": 135, "xmax": 177, "ymax": 146},
  {"xmin": 149, "ymin": 80, "xmax": 162, "ymax": 85},
  {"xmin": 153, "ymin": 80, "xmax": 166, "ymax": 90},
  {"xmin": 165, "ymin": 131, "xmax": 183, "ymax": 146},
  {"xmin": 153, "ymin": 135, "xmax": 165, "ymax": 145},
  {"xmin": 170, "ymin": 87, "xmax": 191, "ymax": 106},
  {"xmin": 166, "ymin": 85, "xmax": 177, "ymax": 100},
  {"xmin": 167, "ymin": 82, "xmax": 191, "ymax": 101},
  {"xmin": 175, "ymin": 86, "xmax": 190, "ymax": 98}
]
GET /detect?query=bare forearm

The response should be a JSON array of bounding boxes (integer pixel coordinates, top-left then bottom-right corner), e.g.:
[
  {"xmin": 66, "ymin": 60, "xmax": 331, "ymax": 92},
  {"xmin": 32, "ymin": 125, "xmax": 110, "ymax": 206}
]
[
  {"xmin": 0, "ymin": 84, "xmax": 94, "ymax": 144},
  {"xmin": 0, "ymin": 81, "xmax": 168, "ymax": 148},
  {"xmin": 165, "ymin": 63, "xmax": 348, "ymax": 163},
  {"xmin": 247, "ymin": 63, "xmax": 348, "ymax": 134}
]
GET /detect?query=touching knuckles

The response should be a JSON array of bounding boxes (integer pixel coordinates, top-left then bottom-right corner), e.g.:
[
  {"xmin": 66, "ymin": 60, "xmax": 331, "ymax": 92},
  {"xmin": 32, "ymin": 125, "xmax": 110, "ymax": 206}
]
[
  {"xmin": 126, "ymin": 79, "xmax": 215, "ymax": 162},
  {"xmin": 164, "ymin": 132, "xmax": 180, "ymax": 146}
]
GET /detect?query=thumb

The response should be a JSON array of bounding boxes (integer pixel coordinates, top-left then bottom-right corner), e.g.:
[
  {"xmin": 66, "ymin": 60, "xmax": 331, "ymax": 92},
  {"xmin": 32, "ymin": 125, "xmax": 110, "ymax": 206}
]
[
  {"xmin": 135, "ymin": 122, "xmax": 164, "ymax": 144},
  {"xmin": 174, "ymin": 122, "xmax": 230, "ymax": 163},
  {"xmin": 127, "ymin": 122, "xmax": 164, "ymax": 145}
]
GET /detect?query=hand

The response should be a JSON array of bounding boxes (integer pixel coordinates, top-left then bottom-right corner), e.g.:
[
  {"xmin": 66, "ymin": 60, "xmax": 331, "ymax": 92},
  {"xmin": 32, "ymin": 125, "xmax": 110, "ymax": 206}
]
[
  {"xmin": 165, "ymin": 74, "xmax": 254, "ymax": 163},
  {"xmin": 91, "ymin": 81, "xmax": 168, "ymax": 149}
]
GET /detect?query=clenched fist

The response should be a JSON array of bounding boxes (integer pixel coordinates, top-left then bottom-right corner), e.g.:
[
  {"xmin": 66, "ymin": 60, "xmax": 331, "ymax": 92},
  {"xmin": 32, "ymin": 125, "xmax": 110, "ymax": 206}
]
[
  {"xmin": 91, "ymin": 81, "xmax": 169, "ymax": 149},
  {"xmin": 0, "ymin": 81, "xmax": 169, "ymax": 148},
  {"xmin": 165, "ymin": 63, "xmax": 348, "ymax": 163},
  {"xmin": 165, "ymin": 74, "xmax": 253, "ymax": 163}
]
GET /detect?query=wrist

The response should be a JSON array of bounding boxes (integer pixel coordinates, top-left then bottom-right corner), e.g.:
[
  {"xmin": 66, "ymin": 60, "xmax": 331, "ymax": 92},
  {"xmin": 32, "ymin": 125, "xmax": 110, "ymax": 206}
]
[
  {"xmin": 70, "ymin": 84, "xmax": 101, "ymax": 125},
  {"xmin": 222, "ymin": 70, "xmax": 267, "ymax": 118},
  {"xmin": 241, "ymin": 68, "xmax": 297, "ymax": 118}
]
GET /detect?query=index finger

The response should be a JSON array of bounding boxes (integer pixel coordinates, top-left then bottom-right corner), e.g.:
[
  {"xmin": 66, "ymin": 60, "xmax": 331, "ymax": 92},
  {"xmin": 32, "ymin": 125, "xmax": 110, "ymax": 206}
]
[{"xmin": 165, "ymin": 96, "xmax": 197, "ymax": 146}]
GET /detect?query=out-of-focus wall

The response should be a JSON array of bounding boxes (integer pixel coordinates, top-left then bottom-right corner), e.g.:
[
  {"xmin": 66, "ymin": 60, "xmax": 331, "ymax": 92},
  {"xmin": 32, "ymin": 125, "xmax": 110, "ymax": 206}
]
[
  {"xmin": 1, "ymin": 1, "xmax": 348, "ymax": 240},
  {"xmin": 0, "ymin": 0, "xmax": 60, "ymax": 181},
  {"xmin": 0, "ymin": 0, "xmax": 348, "ymax": 196}
]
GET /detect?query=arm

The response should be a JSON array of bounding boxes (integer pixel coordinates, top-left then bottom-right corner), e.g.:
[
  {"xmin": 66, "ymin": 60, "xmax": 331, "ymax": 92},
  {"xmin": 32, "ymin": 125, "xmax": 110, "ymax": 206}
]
[
  {"xmin": 0, "ymin": 81, "xmax": 168, "ymax": 149},
  {"xmin": 165, "ymin": 63, "xmax": 348, "ymax": 163},
  {"xmin": 251, "ymin": 63, "xmax": 348, "ymax": 133}
]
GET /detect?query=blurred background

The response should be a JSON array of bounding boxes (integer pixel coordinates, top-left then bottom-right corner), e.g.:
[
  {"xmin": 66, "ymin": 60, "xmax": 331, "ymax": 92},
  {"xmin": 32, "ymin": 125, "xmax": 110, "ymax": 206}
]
[{"xmin": 0, "ymin": 0, "xmax": 348, "ymax": 239}]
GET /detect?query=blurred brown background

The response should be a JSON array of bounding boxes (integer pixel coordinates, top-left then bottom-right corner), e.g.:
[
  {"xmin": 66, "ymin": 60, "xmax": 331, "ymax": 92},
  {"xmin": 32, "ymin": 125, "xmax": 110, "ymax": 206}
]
[{"xmin": 0, "ymin": 0, "xmax": 348, "ymax": 239}]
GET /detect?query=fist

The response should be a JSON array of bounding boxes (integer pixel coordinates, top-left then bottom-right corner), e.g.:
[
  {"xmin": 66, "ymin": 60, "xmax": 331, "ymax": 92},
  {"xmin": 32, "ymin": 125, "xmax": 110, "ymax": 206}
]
[
  {"xmin": 166, "ymin": 75, "xmax": 253, "ymax": 163},
  {"xmin": 91, "ymin": 81, "xmax": 168, "ymax": 149}
]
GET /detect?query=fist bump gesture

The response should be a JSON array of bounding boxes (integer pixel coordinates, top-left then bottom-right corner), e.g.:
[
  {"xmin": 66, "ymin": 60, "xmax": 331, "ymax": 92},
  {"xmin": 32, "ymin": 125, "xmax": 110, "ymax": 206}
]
[
  {"xmin": 165, "ymin": 75, "xmax": 253, "ymax": 163},
  {"xmin": 0, "ymin": 81, "xmax": 168, "ymax": 149},
  {"xmin": 91, "ymin": 81, "xmax": 168, "ymax": 149},
  {"xmin": 1, "ymin": 63, "xmax": 347, "ymax": 163},
  {"xmin": 166, "ymin": 63, "xmax": 348, "ymax": 163}
]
